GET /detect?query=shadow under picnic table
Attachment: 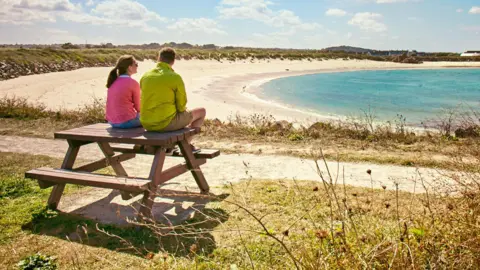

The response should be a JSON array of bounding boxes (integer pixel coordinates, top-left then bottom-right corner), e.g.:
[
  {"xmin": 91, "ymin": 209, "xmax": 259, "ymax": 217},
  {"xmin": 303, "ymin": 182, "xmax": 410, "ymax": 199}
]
[{"xmin": 23, "ymin": 188, "xmax": 230, "ymax": 258}]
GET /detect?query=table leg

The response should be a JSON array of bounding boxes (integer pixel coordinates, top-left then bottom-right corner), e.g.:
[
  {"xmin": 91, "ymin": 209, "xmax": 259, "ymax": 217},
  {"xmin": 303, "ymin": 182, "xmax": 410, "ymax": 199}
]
[
  {"xmin": 97, "ymin": 142, "xmax": 128, "ymax": 177},
  {"xmin": 139, "ymin": 147, "xmax": 166, "ymax": 219},
  {"xmin": 47, "ymin": 140, "xmax": 80, "ymax": 209},
  {"xmin": 178, "ymin": 140, "xmax": 210, "ymax": 193}
]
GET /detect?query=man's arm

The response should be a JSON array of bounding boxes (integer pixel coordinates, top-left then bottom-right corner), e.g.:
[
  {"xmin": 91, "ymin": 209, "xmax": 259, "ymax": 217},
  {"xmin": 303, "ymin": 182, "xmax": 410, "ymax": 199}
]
[{"xmin": 175, "ymin": 75, "xmax": 188, "ymax": 112}]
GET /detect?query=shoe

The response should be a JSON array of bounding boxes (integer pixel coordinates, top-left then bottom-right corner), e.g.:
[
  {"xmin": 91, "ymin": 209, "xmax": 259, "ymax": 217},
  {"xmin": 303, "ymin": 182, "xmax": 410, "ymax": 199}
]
[
  {"xmin": 165, "ymin": 146, "xmax": 178, "ymax": 156},
  {"xmin": 190, "ymin": 144, "xmax": 201, "ymax": 154}
]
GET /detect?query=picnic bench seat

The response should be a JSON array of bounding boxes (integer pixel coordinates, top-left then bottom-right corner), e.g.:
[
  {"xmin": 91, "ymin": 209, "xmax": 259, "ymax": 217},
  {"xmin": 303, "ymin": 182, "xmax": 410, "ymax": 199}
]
[
  {"xmin": 25, "ymin": 123, "xmax": 220, "ymax": 219},
  {"xmin": 26, "ymin": 167, "xmax": 150, "ymax": 193}
]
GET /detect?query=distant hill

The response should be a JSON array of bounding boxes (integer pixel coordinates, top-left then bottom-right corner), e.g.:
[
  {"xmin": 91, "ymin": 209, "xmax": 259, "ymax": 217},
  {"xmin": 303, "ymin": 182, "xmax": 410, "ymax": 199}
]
[{"xmin": 323, "ymin": 46, "xmax": 373, "ymax": 53}]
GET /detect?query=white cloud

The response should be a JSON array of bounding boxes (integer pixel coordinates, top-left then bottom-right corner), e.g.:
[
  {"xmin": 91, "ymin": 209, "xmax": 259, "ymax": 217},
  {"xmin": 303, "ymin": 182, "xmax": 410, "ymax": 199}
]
[
  {"xmin": 217, "ymin": 0, "xmax": 319, "ymax": 30},
  {"xmin": 469, "ymin": 6, "xmax": 480, "ymax": 14},
  {"xmin": 168, "ymin": 18, "xmax": 227, "ymax": 35},
  {"xmin": 61, "ymin": 0, "xmax": 166, "ymax": 33},
  {"xmin": 0, "ymin": 0, "xmax": 167, "ymax": 34},
  {"xmin": 348, "ymin": 12, "xmax": 387, "ymax": 32},
  {"xmin": 12, "ymin": 0, "xmax": 76, "ymax": 12},
  {"xmin": 92, "ymin": 0, "xmax": 166, "ymax": 22},
  {"xmin": 456, "ymin": 9, "xmax": 463, "ymax": 13},
  {"xmin": 0, "ymin": 8, "xmax": 55, "ymax": 25},
  {"xmin": 325, "ymin": 8, "xmax": 347, "ymax": 17},
  {"xmin": 0, "ymin": 0, "xmax": 78, "ymax": 24},
  {"xmin": 45, "ymin": 28, "xmax": 69, "ymax": 34}
]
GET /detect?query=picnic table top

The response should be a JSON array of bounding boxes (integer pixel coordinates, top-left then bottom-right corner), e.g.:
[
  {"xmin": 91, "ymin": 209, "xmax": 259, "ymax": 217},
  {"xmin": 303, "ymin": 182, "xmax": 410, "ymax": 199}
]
[{"xmin": 54, "ymin": 123, "xmax": 200, "ymax": 146}]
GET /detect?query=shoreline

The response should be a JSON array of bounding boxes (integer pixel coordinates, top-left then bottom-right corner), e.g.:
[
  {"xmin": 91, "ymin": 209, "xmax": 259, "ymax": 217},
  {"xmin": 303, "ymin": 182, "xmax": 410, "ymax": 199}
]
[
  {"xmin": 1, "ymin": 59, "xmax": 479, "ymax": 127},
  {"xmin": 206, "ymin": 65, "xmax": 480, "ymax": 127}
]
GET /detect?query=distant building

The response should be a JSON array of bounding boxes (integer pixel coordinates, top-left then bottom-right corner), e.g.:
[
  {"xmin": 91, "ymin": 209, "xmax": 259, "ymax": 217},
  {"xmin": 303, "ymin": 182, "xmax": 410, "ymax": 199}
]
[{"xmin": 461, "ymin": 51, "xmax": 480, "ymax": 57}]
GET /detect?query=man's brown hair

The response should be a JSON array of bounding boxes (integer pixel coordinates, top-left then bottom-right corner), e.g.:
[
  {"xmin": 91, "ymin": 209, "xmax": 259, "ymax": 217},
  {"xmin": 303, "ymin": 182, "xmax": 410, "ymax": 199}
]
[{"xmin": 159, "ymin": 47, "xmax": 176, "ymax": 64}]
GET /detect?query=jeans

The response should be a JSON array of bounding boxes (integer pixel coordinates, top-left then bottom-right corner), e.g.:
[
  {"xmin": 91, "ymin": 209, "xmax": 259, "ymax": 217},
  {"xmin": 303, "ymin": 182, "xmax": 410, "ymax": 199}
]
[{"xmin": 110, "ymin": 114, "xmax": 142, "ymax": 129}]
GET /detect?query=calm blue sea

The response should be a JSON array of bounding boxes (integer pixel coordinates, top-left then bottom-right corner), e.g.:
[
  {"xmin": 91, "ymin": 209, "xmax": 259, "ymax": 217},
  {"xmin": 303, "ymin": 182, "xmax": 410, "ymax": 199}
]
[{"xmin": 260, "ymin": 68, "xmax": 480, "ymax": 124}]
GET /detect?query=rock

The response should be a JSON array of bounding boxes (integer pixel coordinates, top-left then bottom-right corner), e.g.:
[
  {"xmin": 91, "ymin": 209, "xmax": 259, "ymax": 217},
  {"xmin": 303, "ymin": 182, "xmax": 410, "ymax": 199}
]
[
  {"xmin": 273, "ymin": 120, "xmax": 292, "ymax": 131},
  {"xmin": 308, "ymin": 122, "xmax": 334, "ymax": 131},
  {"xmin": 455, "ymin": 126, "xmax": 480, "ymax": 138}
]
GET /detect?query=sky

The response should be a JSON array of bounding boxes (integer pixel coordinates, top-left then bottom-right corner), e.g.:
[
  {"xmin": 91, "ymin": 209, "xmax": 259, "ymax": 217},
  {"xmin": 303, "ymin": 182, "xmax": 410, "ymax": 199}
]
[{"xmin": 0, "ymin": 0, "xmax": 479, "ymax": 52}]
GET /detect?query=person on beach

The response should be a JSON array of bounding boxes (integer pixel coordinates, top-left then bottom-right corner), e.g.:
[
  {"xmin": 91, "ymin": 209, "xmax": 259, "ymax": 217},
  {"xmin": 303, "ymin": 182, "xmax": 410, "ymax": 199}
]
[
  {"xmin": 105, "ymin": 55, "xmax": 141, "ymax": 129},
  {"xmin": 140, "ymin": 47, "xmax": 206, "ymax": 150}
]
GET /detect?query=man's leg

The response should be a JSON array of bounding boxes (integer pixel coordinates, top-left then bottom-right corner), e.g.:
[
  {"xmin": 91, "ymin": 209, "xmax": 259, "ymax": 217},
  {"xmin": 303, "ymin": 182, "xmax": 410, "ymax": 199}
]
[{"xmin": 188, "ymin": 108, "xmax": 206, "ymax": 144}]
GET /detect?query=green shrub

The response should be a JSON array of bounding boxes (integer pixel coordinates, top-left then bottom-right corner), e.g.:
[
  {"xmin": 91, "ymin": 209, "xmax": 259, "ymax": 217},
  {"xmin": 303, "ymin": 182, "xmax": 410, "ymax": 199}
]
[
  {"xmin": 288, "ymin": 133, "xmax": 304, "ymax": 141},
  {"xmin": 17, "ymin": 253, "xmax": 57, "ymax": 270}
]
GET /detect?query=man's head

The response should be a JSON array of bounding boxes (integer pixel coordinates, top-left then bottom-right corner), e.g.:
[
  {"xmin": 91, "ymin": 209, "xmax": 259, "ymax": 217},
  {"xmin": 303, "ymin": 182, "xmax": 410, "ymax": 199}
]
[{"xmin": 159, "ymin": 47, "xmax": 176, "ymax": 66}]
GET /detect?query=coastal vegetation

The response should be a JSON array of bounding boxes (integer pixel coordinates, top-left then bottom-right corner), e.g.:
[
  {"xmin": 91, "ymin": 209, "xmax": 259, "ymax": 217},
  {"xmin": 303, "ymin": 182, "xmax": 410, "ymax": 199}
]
[
  {"xmin": 2, "ymin": 96, "xmax": 480, "ymax": 172},
  {"xmin": 1, "ymin": 149, "xmax": 479, "ymax": 268},
  {"xmin": 1, "ymin": 46, "xmax": 479, "ymax": 80}
]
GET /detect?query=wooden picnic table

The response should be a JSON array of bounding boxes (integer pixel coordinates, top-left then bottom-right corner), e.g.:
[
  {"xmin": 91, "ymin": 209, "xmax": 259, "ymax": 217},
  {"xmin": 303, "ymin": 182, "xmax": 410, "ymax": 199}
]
[{"xmin": 25, "ymin": 123, "xmax": 220, "ymax": 219}]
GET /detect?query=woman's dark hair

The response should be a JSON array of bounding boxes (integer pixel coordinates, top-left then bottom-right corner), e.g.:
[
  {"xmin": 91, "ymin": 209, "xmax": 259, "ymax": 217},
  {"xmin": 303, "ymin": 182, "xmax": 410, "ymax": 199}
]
[{"xmin": 106, "ymin": 55, "xmax": 135, "ymax": 88}]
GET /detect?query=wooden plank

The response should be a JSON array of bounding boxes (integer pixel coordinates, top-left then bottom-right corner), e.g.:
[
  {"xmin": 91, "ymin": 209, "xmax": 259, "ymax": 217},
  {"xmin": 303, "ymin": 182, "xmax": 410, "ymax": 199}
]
[
  {"xmin": 178, "ymin": 140, "xmax": 210, "ymax": 193},
  {"xmin": 159, "ymin": 159, "xmax": 207, "ymax": 183},
  {"xmin": 54, "ymin": 126, "xmax": 200, "ymax": 146},
  {"xmin": 74, "ymin": 153, "xmax": 136, "ymax": 172},
  {"xmin": 140, "ymin": 148, "xmax": 167, "ymax": 219},
  {"xmin": 47, "ymin": 141, "xmax": 80, "ymax": 209},
  {"xmin": 172, "ymin": 149, "xmax": 220, "ymax": 159},
  {"xmin": 97, "ymin": 142, "xmax": 128, "ymax": 177},
  {"xmin": 26, "ymin": 168, "xmax": 150, "ymax": 193}
]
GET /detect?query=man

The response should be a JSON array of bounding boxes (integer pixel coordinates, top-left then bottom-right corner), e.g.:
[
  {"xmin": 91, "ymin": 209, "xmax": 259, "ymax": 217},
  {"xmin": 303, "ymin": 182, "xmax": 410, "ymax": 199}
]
[{"xmin": 140, "ymin": 47, "xmax": 206, "ymax": 147}]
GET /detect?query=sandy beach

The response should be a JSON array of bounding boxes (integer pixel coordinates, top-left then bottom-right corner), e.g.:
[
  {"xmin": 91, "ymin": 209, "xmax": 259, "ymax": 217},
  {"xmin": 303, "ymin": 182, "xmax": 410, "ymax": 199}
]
[{"xmin": 1, "ymin": 59, "xmax": 479, "ymax": 124}]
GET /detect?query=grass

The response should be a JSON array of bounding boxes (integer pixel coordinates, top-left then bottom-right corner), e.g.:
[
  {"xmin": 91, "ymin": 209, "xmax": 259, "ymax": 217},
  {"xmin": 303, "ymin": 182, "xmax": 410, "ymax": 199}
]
[{"xmin": 1, "ymin": 151, "xmax": 479, "ymax": 269}]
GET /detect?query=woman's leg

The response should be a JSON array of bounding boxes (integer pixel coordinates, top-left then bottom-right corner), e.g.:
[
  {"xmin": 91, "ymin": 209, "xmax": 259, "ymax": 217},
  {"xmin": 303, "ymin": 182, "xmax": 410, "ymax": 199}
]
[{"xmin": 110, "ymin": 115, "xmax": 142, "ymax": 129}]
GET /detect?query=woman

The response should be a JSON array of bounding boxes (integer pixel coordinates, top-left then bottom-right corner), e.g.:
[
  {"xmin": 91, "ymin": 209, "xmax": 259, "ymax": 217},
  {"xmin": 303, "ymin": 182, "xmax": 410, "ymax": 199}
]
[{"xmin": 105, "ymin": 55, "xmax": 141, "ymax": 128}]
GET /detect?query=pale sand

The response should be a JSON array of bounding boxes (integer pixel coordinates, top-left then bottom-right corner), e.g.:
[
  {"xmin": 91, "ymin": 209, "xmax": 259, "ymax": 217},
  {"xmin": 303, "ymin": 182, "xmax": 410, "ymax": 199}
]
[{"xmin": 1, "ymin": 59, "xmax": 479, "ymax": 124}]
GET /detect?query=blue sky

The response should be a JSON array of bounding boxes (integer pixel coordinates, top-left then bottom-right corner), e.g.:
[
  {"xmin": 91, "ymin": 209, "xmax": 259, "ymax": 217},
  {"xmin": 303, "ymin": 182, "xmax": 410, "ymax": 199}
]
[{"xmin": 0, "ymin": 0, "xmax": 479, "ymax": 52}]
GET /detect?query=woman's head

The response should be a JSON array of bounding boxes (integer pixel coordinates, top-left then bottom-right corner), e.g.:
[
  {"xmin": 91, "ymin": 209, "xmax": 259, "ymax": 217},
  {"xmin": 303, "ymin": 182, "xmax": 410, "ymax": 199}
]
[{"xmin": 106, "ymin": 55, "xmax": 138, "ymax": 88}]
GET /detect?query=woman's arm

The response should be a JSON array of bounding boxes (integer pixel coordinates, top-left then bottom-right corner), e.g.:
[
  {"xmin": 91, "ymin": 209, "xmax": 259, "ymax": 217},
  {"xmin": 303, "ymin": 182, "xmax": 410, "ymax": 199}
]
[{"xmin": 132, "ymin": 80, "xmax": 141, "ymax": 112}]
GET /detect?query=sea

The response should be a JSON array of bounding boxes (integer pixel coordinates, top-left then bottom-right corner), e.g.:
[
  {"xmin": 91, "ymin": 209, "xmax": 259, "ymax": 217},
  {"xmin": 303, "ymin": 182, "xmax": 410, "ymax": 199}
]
[{"xmin": 259, "ymin": 68, "xmax": 480, "ymax": 124}]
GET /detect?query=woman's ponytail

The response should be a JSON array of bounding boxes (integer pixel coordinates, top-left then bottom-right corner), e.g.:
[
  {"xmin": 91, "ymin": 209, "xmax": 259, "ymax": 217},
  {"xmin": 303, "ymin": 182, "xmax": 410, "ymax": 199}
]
[
  {"xmin": 106, "ymin": 67, "xmax": 118, "ymax": 88},
  {"xmin": 106, "ymin": 55, "xmax": 135, "ymax": 88}
]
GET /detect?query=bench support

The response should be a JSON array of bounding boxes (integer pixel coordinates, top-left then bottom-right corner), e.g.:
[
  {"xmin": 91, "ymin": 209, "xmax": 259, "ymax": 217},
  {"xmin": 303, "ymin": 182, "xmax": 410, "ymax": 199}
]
[
  {"xmin": 47, "ymin": 141, "xmax": 80, "ymax": 209},
  {"xmin": 139, "ymin": 147, "xmax": 167, "ymax": 219},
  {"xmin": 178, "ymin": 140, "xmax": 210, "ymax": 194}
]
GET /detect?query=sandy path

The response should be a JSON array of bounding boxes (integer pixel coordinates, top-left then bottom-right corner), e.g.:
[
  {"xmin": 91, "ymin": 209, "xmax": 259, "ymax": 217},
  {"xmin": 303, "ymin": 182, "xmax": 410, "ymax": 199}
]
[
  {"xmin": 1, "ymin": 135, "xmax": 447, "ymax": 193},
  {"xmin": 1, "ymin": 59, "xmax": 479, "ymax": 124}
]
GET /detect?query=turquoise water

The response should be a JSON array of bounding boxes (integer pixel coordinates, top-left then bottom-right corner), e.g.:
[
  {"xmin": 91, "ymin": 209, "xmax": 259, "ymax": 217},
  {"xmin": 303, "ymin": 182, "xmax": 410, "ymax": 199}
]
[{"xmin": 260, "ymin": 69, "xmax": 480, "ymax": 124}]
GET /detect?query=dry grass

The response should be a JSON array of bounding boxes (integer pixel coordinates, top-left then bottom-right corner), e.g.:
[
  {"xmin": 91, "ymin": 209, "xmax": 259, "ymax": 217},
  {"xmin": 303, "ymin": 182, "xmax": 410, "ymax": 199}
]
[{"xmin": 1, "ymin": 151, "xmax": 479, "ymax": 269}]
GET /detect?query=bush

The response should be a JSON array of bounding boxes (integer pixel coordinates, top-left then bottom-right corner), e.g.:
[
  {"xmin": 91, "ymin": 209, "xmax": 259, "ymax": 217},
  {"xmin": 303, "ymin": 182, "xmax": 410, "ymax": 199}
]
[{"xmin": 17, "ymin": 253, "xmax": 57, "ymax": 270}]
